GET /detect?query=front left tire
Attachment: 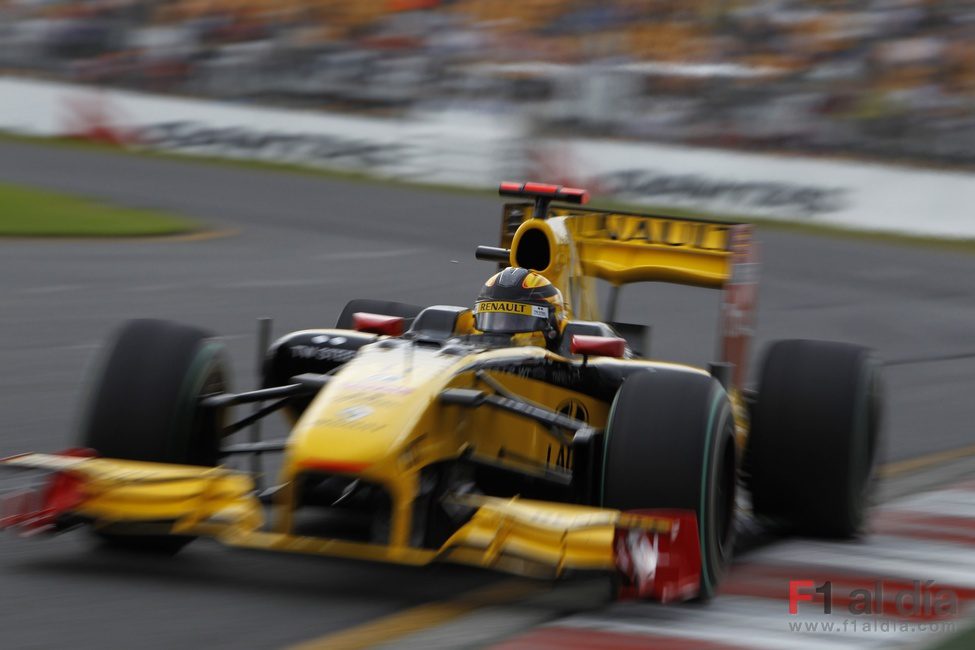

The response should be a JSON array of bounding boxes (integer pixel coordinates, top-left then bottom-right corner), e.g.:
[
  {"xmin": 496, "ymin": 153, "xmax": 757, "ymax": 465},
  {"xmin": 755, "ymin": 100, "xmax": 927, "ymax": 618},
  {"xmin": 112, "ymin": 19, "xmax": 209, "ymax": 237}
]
[{"xmin": 80, "ymin": 318, "xmax": 230, "ymax": 552}]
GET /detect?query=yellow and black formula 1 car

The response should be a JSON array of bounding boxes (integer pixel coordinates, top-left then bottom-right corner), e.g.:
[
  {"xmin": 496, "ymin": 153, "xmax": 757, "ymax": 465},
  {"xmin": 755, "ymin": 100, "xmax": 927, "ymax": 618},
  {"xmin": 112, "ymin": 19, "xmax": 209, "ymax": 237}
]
[{"xmin": 1, "ymin": 182, "xmax": 882, "ymax": 602}]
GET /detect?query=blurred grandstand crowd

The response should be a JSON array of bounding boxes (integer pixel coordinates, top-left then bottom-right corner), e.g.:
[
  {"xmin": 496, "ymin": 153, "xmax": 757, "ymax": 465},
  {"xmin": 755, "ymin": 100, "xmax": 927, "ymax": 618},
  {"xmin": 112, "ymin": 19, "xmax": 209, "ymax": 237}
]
[{"xmin": 2, "ymin": 0, "xmax": 975, "ymax": 165}]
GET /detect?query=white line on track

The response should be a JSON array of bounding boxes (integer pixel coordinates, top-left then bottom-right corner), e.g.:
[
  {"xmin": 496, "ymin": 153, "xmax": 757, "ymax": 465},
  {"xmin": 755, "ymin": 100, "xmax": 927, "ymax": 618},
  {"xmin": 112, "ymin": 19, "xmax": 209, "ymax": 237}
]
[
  {"xmin": 214, "ymin": 278, "xmax": 342, "ymax": 289},
  {"xmin": 119, "ymin": 283, "xmax": 187, "ymax": 292},
  {"xmin": 313, "ymin": 248, "xmax": 427, "ymax": 261},
  {"xmin": 18, "ymin": 284, "xmax": 87, "ymax": 295}
]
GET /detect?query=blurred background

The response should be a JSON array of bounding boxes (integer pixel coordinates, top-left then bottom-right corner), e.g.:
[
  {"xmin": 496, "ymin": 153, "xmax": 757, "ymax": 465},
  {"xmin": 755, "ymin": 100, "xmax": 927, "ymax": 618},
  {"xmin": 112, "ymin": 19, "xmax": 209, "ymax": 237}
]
[
  {"xmin": 2, "ymin": 0, "xmax": 975, "ymax": 164},
  {"xmin": 1, "ymin": 2, "xmax": 975, "ymax": 649}
]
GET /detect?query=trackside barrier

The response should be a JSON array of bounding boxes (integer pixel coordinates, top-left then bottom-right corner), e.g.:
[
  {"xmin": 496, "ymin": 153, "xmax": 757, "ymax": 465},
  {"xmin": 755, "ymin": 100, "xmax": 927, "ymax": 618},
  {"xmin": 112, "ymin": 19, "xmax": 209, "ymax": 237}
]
[{"xmin": 2, "ymin": 76, "xmax": 974, "ymax": 238}]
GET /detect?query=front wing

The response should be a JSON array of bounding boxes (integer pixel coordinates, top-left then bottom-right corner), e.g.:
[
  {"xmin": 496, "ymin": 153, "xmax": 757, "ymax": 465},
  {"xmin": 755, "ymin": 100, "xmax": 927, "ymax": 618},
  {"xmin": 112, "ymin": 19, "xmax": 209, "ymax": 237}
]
[{"xmin": 0, "ymin": 452, "xmax": 702, "ymax": 602}]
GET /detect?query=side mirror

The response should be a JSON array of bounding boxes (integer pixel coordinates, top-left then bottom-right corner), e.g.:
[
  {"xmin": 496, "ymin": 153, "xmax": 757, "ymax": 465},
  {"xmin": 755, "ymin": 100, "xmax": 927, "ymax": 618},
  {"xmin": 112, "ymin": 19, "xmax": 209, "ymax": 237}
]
[
  {"xmin": 353, "ymin": 312, "xmax": 405, "ymax": 336},
  {"xmin": 570, "ymin": 334, "xmax": 626, "ymax": 359}
]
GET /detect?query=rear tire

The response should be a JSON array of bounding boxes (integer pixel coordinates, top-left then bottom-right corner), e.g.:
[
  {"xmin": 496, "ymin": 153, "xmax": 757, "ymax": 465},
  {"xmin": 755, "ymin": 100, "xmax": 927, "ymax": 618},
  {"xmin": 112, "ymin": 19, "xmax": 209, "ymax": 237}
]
[
  {"xmin": 602, "ymin": 370, "xmax": 737, "ymax": 599},
  {"xmin": 80, "ymin": 319, "xmax": 230, "ymax": 552},
  {"xmin": 746, "ymin": 339, "xmax": 882, "ymax": 538}
]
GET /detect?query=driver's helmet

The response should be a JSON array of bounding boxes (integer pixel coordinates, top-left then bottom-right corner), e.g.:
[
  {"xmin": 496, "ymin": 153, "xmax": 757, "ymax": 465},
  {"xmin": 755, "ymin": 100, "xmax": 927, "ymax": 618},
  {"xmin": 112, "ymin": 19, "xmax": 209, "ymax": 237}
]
[{"xmin": 473, "ymin": 267, "xmax": 565, "ymax": 338}]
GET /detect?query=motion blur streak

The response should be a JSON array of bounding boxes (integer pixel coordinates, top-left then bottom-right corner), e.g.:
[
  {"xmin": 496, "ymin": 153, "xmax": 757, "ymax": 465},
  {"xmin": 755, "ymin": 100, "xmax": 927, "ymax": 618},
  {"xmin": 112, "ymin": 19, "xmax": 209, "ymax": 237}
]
[{"xmin": 287, "ymin": 579, "xmax": 545, "ymax": 650}]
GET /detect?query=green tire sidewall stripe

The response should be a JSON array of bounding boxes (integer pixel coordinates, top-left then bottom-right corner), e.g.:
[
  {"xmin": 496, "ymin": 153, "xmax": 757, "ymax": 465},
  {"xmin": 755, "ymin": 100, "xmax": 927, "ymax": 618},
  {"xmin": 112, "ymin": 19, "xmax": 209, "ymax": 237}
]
[
  {"xmin": 699, "ymin": 386, "xmax": 728, "ymax": 598},
  {"xmin": 168, "ymin": 341, "xmax": 224, "ymax": 463},
  {"xmin": 849, "ymin": 354, "xmax": 878, "ymax": 524},
  {"xmin": 601, "ymin": 376, "xmax": 729, "ymax": 598},
  {"xmin": 599, "ymin": 387, "xmax": 624, "ymax": 507}
]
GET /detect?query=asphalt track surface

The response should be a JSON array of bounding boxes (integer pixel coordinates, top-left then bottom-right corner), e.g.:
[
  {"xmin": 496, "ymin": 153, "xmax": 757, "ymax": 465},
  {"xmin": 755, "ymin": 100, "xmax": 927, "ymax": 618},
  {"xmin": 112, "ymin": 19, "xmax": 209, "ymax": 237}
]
[{"xmin": 0, "ymin": 139, "xmax": 973, "ymax": 648}]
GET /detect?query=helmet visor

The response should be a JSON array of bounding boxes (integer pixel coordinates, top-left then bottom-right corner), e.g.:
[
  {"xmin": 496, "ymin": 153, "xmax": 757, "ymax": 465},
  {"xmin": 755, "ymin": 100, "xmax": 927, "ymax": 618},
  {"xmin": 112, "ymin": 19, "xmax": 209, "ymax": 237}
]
[{"xmin": 474, "ymin": 301, "xmax": 551, "ymax": 334}]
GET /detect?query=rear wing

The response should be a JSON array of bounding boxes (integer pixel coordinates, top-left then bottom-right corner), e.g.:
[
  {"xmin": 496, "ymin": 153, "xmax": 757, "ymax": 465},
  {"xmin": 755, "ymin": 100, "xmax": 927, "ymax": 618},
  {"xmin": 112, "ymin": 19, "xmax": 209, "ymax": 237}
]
[
  {"xmin": 479, "ymin": 182, "xmax": 759, "ymax": 388},
  {"xmin": 493, "ymin": 182, "xmax": 751, "ymax": 289}
]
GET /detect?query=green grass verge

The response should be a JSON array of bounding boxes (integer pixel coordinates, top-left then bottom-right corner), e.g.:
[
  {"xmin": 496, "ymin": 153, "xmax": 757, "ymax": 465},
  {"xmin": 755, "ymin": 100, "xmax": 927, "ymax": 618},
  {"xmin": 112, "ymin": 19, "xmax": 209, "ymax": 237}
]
[
  {"xmin": 3, "ymin": 131, "xmax": 975, "ymax": 252},
  {"xmin": 0, "ymin": 181, "xmax": 199, "ymax": 237}
]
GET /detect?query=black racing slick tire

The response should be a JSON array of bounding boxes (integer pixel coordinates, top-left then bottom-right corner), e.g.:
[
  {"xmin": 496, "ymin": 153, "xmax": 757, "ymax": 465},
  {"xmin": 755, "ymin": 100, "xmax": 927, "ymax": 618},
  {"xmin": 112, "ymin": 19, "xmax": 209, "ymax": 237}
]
[
  {"xmin": 602, "ymin": 370, "xmax": 737, "ymax": 600},
  {"xmin": 746, "ymin": 339, "xmax": 882, "ymax": 538},
  {"xmin": 80, "ymin": 319, "xmax": 230, "ymax": 552},
  {"xmin": 335, "ymin": 299, "xmax": 423, "ymax": 330}
]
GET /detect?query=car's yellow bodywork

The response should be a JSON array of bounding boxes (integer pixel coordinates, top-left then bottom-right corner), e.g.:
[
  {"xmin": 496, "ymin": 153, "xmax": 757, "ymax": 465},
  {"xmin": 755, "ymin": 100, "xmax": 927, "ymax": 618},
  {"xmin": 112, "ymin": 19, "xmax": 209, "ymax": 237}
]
[
  {"xmin": 276, "ymin": 337, "xmax": 711, "ymax": 551},
  {"xmin": 0, "ymin": 198, "xmax": 756, "ymax": 589}
]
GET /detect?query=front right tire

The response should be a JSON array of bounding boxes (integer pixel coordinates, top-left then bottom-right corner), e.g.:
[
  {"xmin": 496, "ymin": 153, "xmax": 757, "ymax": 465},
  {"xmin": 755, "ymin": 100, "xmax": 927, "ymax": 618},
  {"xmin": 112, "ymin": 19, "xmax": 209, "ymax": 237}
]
[{"xmin": 602, "ymin": 369, "xmax": 737, "ymax": 599}]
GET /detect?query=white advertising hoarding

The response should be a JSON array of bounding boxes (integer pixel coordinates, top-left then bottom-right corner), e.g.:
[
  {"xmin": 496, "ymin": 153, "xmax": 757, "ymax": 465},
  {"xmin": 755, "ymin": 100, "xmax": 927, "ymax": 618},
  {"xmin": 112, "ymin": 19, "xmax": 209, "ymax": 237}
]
[
  {"xmin": 0, "ymin": 76, "xmax": 516, "ymax": 187},
  {"xmin": 528, "ymin": 138, "xmax": 975, "ymax": 238},
  {"xmin": 2, "ymin": 76, "xmax": 973, "ymax": 238}
]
